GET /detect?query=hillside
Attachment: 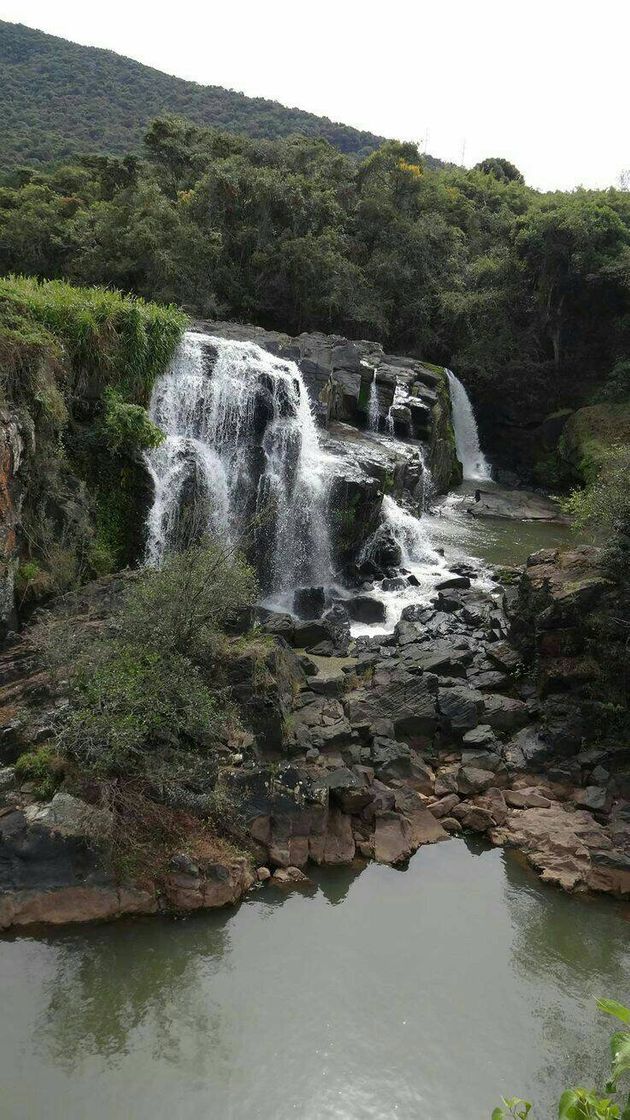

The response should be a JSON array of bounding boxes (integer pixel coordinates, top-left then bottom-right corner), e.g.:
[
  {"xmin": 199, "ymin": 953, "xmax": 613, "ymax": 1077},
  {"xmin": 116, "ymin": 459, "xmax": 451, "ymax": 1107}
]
[{"xmin": 0, "ymin": 20, "xmax": 443, "ymax": 169}]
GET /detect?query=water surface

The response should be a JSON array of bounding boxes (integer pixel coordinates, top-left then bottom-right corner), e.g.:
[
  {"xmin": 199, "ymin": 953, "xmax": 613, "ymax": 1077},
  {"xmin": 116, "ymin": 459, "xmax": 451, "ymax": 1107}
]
[{"xmin": 1, "ymin": 841, "xmax": 628, "ymax": 1120}]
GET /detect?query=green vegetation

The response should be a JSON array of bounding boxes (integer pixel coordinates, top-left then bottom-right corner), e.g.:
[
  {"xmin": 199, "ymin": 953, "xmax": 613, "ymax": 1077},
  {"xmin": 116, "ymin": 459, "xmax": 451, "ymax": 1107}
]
[
  {"xmin": 0, "ymin": 20, "xmax": 411, "ymax": 169},
  {"xmin": 0, "ymin": 275, "xmax": 185, "ymax": 596},
  {"xmin": 31, "ymin": 542, "xmax": 257, "ymax": 871},
  {"xmin": 1, "ymin": 114, "xmax": 628, "ymax": 439},
  {"xmin": 493, "ymin": 999, "xmax": 630, "ymax": 1119}
]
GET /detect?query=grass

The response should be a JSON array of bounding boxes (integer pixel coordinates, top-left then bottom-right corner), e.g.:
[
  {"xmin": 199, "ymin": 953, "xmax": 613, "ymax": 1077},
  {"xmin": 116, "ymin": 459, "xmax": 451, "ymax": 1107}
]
[{"xmin": 0, "ymin": 274, "xmax": 187, "ymax": 405}]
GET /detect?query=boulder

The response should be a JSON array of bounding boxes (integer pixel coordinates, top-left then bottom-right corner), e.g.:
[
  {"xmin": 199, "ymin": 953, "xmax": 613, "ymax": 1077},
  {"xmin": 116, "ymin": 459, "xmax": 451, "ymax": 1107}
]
[
  {"xmin": 374, "ymin": 812, "xmax": 413, "ymax": 865},
  {"xmin": 439, "ymin": 685, "xmax": 484, "ymax": 734},
  {"xmin": 293, "ymin": 587, "xmax": 326, "ymax": 619},
  {"xmin": 343, "ymin": 595, "xmax": 387, "ymax": 624},
  {"xmin": 428, "ymin": 793, "xmax": 460, "ymax": 818},
  {"xmin": 457, "ymin": 766, "xmax": 496, "ymax": 796}
]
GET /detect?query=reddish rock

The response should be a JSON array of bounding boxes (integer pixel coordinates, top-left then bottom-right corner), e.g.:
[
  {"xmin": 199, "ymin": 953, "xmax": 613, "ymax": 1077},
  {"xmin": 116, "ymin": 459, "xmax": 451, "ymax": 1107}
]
[{"xmin": 374, "ymin": 812, "xmax": 413, "ymax": 865}]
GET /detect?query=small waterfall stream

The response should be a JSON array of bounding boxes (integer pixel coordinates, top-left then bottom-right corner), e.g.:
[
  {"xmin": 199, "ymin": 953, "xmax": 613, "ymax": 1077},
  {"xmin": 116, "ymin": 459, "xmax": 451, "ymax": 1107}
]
[
  {"xmin": 445, "ymin": 368, "xmax": 492, "ymax": 482},
  {"xmin": 145, "ymin": 331, "xmax": 333, "ymax": 592},
  {"xmin": 367, "ymin": 369, "xmax": 380, "ymax": 431}
]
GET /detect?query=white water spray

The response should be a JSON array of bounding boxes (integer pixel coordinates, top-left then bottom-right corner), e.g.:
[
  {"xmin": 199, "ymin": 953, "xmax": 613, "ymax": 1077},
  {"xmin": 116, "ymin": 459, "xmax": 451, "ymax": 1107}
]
[
  {"xmin": 445, "ymin": 368, "xmax": 492, "ymax": 482},
  {"xmin": 367, "ymin": 369, "xmax": 380, "ymax": 431},
  {"xmin": 145, "ymin": 331, "xmax": 333, "ymax": 592}
]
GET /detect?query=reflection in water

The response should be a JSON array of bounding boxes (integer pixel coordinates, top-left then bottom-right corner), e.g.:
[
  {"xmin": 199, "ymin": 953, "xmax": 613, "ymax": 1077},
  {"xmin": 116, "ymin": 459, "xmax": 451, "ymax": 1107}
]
[
  {"xmin": 0, "ymin": 842, "xmax": 628, "ymax": 1120},
  {"xmin": 36, "ymin": 912, "xmax": 234, "ymax": 1072}
]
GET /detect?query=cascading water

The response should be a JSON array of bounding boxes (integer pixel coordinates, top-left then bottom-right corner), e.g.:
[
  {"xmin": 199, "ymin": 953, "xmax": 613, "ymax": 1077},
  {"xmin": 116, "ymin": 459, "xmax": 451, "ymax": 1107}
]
[
  {"xmin": 145, "ymin": 331, "xmax": 333, "ymax": 592},
  {"xmin": 367, "ymin": 369, "xmax": 380, "ymax": 431},
  {"xmin": 445, "ymin": 368, "xmax": 492, "ymax": 482},
  {"xmin": 378, "ymin": 495, "xmax": 443, "ymax": 567}
]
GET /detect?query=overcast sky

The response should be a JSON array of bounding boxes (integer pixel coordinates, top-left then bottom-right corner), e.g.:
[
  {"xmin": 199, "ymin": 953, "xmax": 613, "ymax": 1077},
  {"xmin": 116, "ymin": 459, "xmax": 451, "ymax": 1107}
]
[{"xmin": 2, "ymin": 0, "xmax": 627, "ymax": 191}]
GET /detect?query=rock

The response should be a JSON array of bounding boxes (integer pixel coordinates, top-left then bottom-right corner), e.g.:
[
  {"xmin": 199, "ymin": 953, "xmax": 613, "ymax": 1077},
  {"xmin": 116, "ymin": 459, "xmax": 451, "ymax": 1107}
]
[
  {"xmin": 486, "ymin": 641, "xmax": 521, "ymax": 673},
  {"xmin": 458, "ymin": 805, "xmax": 495, "ymax": 832},
  {"xmin": 461, "ymin": 725, "xmax": 497, "ymax": 749},
  {"xmin": 457, "ymin": 766, "xmax": 495, "ymax": 796},
  {"xmin": 344, "ymin": 675, "xmax": 438, "ymax": 744},
  {"xmin": 293, "ymin": 586, "xmax": 326, "ymax": 619},
  {"xmin": 502, "ymin": 726, "xmax": 552, "ymax": 771},
  {"xmin": 490, "ymin": 804, "xmax": 617, "ymax": 894},
  {"xmin": 313, "ymin": 767, "xmax": 373, "ymax": 814},
  {"xmin": 256, "ymin": 866, "xmax": 271, "ymax": 882},
  {"xmin": 441, "ymin": 817, "xmax": 462, "ymax": 833},
  {"xmin": 321, "ymin": 807, "xmax": 356, "ymax": 864},
  {"xmin": 24, "ymin": 792, "xmax": 112, "ymax": 838},
  {"xmin": 483, "ymin": 693, "xmax": 528, "ymax": 732},
  {"xmin": 343, "ymin": 595, "xmax": 387, "ymax": 624},
  {"xmin": 575, "ymin": 786, "xmax": 608, "ymax": 812},
  {"xmin": 428, "ymin": 793, "xmax": 460, "ymax": 818},
  {"xmin": 436, "ymin": 575, "xmax": 471, "ymax": 590},
  {"xmin": 475, "ymin": 787, "xmax": 508, "ymax": 826},
  {"xmin": 439, "ymin": 685, "xmax": 484, "ymax": 734},
  {"xmin": 505, "ymin": 788, "xmax": 552, "ymax": 810},
  {"xmin": 272, "ymin": 866, "xmax": 311, "ymax": 885},
  {"xmin": 434, "ymin": 767, "xmax": 460, "ymax": 797},
  {"xmin": 374, "ymin": 812, "xmax": 413, "ymax": 865},
  {"xmin": 470, "ymin": 488, "xmax": 567, "ymax": 522}
]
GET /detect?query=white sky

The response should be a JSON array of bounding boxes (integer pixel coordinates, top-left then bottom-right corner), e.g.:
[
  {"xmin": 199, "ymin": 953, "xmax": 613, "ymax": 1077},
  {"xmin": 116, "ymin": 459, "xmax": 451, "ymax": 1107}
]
[{"xmin": 1, "ymin": 0, "xmax": 628, "ymax": 191}]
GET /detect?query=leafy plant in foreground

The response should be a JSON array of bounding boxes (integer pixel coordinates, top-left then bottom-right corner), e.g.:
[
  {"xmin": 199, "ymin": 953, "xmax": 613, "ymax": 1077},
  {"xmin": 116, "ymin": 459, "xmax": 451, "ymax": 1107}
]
[{"xmin": 492, "ymin": 1000, "xmax": 630, "ymax": 1119}]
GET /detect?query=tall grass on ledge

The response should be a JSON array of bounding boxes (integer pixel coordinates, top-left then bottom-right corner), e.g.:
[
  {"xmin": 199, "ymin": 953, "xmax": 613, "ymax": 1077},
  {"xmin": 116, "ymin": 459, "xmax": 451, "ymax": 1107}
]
[{"xmin": 0, "ymin": 275, "xmax": 187, "ymax": 404}]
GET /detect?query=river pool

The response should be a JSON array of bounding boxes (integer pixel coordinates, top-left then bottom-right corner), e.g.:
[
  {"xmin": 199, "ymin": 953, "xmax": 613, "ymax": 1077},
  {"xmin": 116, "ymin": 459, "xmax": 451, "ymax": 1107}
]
[{"xmin": 0, "ymin": 841, "xmax": 628, "ymax": 1120}]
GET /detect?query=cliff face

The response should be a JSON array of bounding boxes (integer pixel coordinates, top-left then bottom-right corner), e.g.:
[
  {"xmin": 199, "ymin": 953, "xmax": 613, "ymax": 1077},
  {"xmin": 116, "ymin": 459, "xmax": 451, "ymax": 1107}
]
[
  {"xmin": 0, "ymin": 412, "xmax": 24, "ymax": 634},
  {"xmin": 0, "ymin": 277, "xmax": 185, "ymax": 638}
]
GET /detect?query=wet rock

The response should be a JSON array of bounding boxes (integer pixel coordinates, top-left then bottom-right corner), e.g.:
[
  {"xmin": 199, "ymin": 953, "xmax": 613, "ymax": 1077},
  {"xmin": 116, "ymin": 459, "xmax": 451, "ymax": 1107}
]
[
  {"xmin": 436, "ymin": 575, "xmax": 471, "ymax": 590},
  {"xmin": 344, "ymin": 595, "xmax": 387, "ymax": 624},
  {"xmin": 257, "ymin": 866, "xmax": 271, "ymax": 882},
  {"xmin": 293, "ymin": 586, "xmax": 326, "ymax": 619}
]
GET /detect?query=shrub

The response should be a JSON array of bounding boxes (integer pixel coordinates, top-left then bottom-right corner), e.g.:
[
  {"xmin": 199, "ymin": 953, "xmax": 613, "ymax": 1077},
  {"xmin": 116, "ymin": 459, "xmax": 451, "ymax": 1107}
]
[
  {"xmin": 101, "ymin": 387, "xmax": 165, "ymax": 453},
  {"xmin": 14, "ymin": 745, "xmax": 65, "ymax": 800},
  {"xmin": 492, "ymin": 998, "xmax": 630, "ymax": 1119}
]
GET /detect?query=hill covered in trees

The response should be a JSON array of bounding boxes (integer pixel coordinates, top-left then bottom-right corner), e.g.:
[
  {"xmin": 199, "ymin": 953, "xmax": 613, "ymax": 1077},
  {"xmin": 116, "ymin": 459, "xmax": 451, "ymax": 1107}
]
[{"xmin": 0, "ymin": 20, "xmax": 444, "ymax": 169}]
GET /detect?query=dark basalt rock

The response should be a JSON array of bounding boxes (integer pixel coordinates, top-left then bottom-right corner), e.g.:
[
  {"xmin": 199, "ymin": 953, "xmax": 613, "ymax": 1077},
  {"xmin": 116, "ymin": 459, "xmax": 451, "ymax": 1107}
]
[
  {"xmin": 343, "ymin": 595, "xmax": 387, "ymax": 624},
  {"xmin": 293, "ymin": 586, "xmax": 326, "ymax": 620}
]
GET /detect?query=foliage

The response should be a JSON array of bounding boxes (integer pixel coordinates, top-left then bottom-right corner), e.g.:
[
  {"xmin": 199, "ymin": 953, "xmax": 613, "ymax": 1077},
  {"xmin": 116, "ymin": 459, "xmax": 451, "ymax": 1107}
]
[
  {"xmin": 1, "ymin": 114, "xmax": 629, "ymax": 431},
  {"xmin": 492, "ymin": 999, "xmax": 630, "ymax": 1119},
  {"xmin": 101, "ymin": 388, "xmax": 164, "ymax": 453},
  {"xmin": 38, "ymin": 543, "xmax": 257, "ymax": 784},
  {"xmin": 597, "ymin": 360, "xmax": 630, "ymax": 403},
  {"xmin": 0, "ymin": 20, "xmax": 420, "ymax": 170},
  {"xmin": 14, "ymin": 745, "xmax": 65, "ymax": 800},
  {"xmin": 0, "ymin": 275, "xmax": 185, "ymax": 598}
]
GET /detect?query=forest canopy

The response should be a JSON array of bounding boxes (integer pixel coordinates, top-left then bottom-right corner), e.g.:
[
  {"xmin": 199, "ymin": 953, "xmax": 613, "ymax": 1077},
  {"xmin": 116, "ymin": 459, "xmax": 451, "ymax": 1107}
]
[{"xmin": 1, "ymin": 113, "xmax": 628, "ymax": 430}]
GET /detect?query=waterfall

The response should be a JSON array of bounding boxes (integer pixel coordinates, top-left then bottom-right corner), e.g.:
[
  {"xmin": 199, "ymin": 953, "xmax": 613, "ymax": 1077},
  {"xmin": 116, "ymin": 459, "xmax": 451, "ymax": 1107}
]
[
  {"xmin": 367, "ymin": 369, "xmax": 380, "ymax": 431},
  {"xmin": 445, "ymin": 368, "xmax": 492, "ymax": 482},
  {"xmin": 145, "ymin": 331, "xmax": 333, "ymax": 592},
  {"xmin": 380, "ymin": 495, "xmax": 442, "ymax": 567}
]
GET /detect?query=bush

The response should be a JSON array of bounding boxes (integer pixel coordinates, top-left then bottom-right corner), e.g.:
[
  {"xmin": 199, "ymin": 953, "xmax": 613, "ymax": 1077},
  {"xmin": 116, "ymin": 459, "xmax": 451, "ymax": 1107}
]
[
  {"xmin": 37, "ymin": 542, "xmax": 257, "ymax": 791},
  {"xmin": 14, "ymin": 745, "xmax": 65, "ymax": 800},
  {"xmin": 492, "ymin": 998, "xmax": 630, "ymax": 1119}
]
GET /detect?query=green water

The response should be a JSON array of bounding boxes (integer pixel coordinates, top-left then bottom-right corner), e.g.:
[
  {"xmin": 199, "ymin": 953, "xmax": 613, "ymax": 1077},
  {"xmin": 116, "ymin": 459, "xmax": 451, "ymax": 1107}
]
[{"xmin": 1, "ymin": 841, "xmax": 628, "ymax": 1120}]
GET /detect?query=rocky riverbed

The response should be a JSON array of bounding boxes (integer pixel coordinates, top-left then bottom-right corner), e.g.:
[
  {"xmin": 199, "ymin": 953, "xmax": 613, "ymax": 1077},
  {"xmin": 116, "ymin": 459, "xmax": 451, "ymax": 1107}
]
[{"xmin": 1, "ymin": 541, "xmax": 628, "ymax": 931}]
